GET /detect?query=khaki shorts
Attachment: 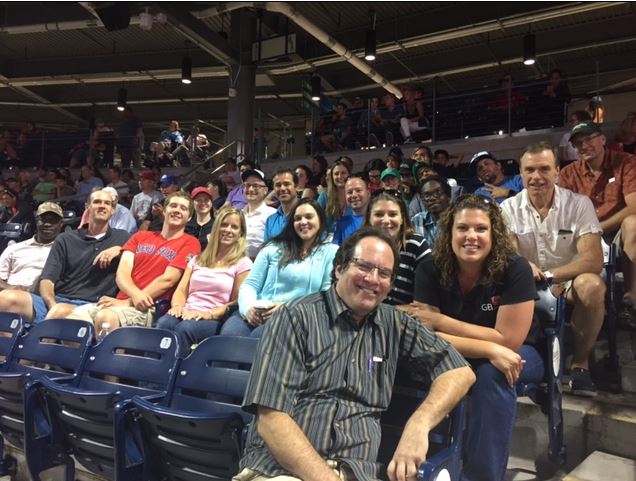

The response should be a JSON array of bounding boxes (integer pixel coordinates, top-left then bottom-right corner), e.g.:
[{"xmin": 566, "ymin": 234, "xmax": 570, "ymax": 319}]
[
  {"xmin": 233, "ymin": 461, "xmax": 357, "ymax": 481},
  {"xmin": 69, "ymin": 303, "xmax": 155, "ymax": 327}
]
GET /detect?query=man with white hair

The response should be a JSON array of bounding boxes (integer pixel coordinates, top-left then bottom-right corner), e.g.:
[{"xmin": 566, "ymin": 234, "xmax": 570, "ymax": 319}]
[{"xmin": 103, "ymin": 186, "xmax": 137, "ymax": 233}]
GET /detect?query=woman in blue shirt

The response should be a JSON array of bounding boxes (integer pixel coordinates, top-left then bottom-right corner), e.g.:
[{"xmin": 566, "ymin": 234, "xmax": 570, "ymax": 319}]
[{"xmin": 220, "ymin": 198, "xmax": 338, "ymax": 337}]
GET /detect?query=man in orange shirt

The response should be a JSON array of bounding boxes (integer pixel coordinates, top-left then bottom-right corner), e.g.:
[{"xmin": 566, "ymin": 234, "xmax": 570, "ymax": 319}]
[{"xmin": 559, "ymin": 121, "xmax": 636, "ymax": 328}]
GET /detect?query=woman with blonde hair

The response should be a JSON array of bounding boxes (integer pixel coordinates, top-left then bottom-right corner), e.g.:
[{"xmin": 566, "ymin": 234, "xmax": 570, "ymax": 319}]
[
  {"xmin": 156, "ymin": 207, "xmax": 252, "ymax": 356},
  {"xmin": 316, "ymin": 158, "xmax": 351, "ymax": 236}
]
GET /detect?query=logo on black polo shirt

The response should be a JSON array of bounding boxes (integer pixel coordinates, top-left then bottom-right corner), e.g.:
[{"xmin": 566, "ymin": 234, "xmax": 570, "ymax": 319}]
[{"xmin": 481, "ymin": 295, "xmax": 502, "ymax": 312}]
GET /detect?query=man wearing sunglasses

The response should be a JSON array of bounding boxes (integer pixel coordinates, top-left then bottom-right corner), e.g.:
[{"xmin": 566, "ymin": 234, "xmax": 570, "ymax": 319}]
[{"xmin": 559, "ymin": 121, "xmax": 636, "ymax": 330}]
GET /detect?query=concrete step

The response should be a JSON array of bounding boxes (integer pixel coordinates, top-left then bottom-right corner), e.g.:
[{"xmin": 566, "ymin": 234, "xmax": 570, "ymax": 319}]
[
  {"xmin": 511, "ymin": 391, "xmax": 636, "ymax": 477},
  {"xmin": 563, "ymin": 450, "xmax": 636, "ymax": 481}
]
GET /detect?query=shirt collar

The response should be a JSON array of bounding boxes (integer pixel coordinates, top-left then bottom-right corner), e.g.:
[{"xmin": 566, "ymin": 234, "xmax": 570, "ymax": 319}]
[{"xmin": 325, "ymin": 285, "xmax": 381, "ymax": 328}]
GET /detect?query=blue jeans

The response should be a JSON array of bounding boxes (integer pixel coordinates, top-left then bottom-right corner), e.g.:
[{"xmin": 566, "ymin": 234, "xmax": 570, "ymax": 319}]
[
  {"xmin": 461, "ymin": 345, "xmax": 544, "ymax": 481},
  {"xmin": 218, "ymin": 311, "xmax": 264, "ymax": 338},
  {"xmin": 30, "ymin": 294, "xmax": 90, "ymax": 324},
  {"xmin": 155, "ymin": 314, "xmax": 221, "ymax": 358}
]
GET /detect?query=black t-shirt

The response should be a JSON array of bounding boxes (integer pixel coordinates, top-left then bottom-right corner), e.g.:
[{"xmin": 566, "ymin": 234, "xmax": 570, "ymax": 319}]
[
  {"xmin": 413, "ymin": 255, "xmax": 540, "ymax": 344},
  {"xmin": 185, "ymin": 217, "xmax": 214, "ymax": 251}
]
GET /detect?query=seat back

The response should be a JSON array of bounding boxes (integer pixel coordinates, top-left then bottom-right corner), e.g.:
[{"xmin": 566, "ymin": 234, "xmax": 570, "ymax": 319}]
[
  {"xmin": 37, "ymin": 327, "xmax": 179, "ymax": 480},
  {"xmin": 132, "ymin": 336, "xmax": 259, "ymax": 481},
  {"xmin": 0, "ymin": 312, "xmax": 22, "ymax": 369},
  {"xmin": 0, "ymin": 318, "xmax": 93, "ymax": 451},
  {"xmin": 0, "ymin": 223, "xmax": 24, "ymax": 255}
]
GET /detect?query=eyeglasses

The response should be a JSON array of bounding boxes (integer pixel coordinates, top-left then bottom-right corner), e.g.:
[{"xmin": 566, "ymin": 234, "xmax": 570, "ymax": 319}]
[
  {"xmin": 421, "ymin": 189, "xmax": 446, "ymax": 201},
  {"xmin": 571, "ymin": 133, "xmax": 601, "ymax": 149},
  {"xmin": 351, "ymin": 257, "xmax": 395, "ymax": 281},
  {"xmin": 243, "ymin": 183, "xmax": 267, "ymax": 190}
]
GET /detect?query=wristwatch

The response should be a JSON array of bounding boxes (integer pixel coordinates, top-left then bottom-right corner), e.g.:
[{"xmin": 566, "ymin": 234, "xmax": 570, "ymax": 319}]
[{"xmin": 543, "ymin": 271, "xmax": 554, "ymax": 282}]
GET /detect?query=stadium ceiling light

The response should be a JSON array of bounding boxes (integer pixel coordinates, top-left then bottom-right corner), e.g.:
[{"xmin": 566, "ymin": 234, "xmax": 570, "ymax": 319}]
[
  {"xmin": 311, "ymin": 75, "xmax": 321, "ymax": 101},
  {"xmin": 523, "ymin": 33, "xmax": 536, "ymax": 66},
  {"xmin": 365, "ymin": 10, "xmax": 377, "ymax": 61},
  {"xmin": 116, "ymin": 87, "xmax": 127, "ymax": 111},
  {"xmin": 181, "ymin": 56, "xmax": 192, "ymax": 84}
]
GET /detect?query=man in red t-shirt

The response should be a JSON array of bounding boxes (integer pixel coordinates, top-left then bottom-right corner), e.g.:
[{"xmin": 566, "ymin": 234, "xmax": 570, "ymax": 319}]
[
  {"xmin": 559, "ymin": 121, "xmax": 636, "ymax": 328},
  {"xmin": 70, "ymin": 191, "xmax": 200, "ymax": 330}
]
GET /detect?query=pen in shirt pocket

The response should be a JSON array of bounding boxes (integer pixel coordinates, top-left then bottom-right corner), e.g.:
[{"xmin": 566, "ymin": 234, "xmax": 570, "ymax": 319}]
[{"xmin": 368, "ymin": 355, "xmax": 383, "ymax": 373}]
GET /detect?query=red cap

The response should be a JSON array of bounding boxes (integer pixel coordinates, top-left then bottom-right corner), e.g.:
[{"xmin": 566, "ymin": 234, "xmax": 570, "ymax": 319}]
[
  {"xmin": 139, "ymin": 170, "xmax": 156, "ymax": 181},
  {"xmin": 191, "ymin": 186, "xmax": 212, "ymax": 199}
]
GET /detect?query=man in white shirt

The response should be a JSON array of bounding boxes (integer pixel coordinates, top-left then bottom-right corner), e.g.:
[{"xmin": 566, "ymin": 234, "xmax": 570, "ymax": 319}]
[
  {"xmin": 242, "ymin": 169, "xmax": 275, "ymax": 259},
  {"xmin": 501, "ymin": 141, "xmax": 605, "ymax": 396},
  {"xmin": 0, "ymin": 202, "xmax": 64, "ymax": 292}
]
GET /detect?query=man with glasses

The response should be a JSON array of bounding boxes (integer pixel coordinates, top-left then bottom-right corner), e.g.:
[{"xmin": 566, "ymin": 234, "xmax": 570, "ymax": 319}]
[
  {"xmin": 263, "ymin": 168, "xmax": 299, "ymax": 242},
  {"xmin": 411, "ymin": 176, "xmax": 452, "ymax": 246},
  {"xmin": 559, "ymin": 121, "xmax": 636, "ymax": 329},
  {"xmin": 234, "ymin": 227, "xmax": 474, "ymax": 481},
  {"xmin": 333, "ymin": 175, "xmax": 370, "ymax": 245},
  {"xmin": 242, "ymin": 169, "xmax": 275, "ymax": 259}
]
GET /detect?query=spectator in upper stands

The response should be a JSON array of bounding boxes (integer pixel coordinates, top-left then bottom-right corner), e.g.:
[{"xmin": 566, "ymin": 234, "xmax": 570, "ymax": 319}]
[
  {"xmin": 363, "ymin": 158, "xmax": 384, "ymax": 194},
  {"xmin": 378, "ymin": 93, "xmax": 404, "ymax": 146},
  {"xmin": 185, "ymin": 187, "xmax": 215, "ymax": 251},
  {"xmin": 101, "ymin": 186, "xmax": 137, "ymax": 233},
  {"xmin": 489, "ymin": 74, "xmax": 527, "ymax": 114},
  {"xmin": 400, "ymin": 85, "xmax": 428, "ymax": 143},
  {"xmin": 471, "ymin": 151, "xmax": 523, "ymax": 204},
  {"xmin": 333, "ymin": 175, "xmax": 370, "ymax": 245},
  {"xmin": 207, "ymin": 178, "xmax": 227, "ymax": 213},
  {"xmin": 172, "ymin": 129, "xmax": 209, "ymax": 167},
  {"xmin": 0, "ymin": 189, "xmax": 35, "ymax": 226},
  {"xmin": 140, "ymin": 174, "xmax": 180, "ymax": 232},
  {"xmin": 0, "ymin": 190, "xmax": 129, "ymax": 322},
  {"xmin": 358, "ymin": 96, "xmax": 385, "ymax": 146},
  {"xmin": 6, "ymin": 175, "xmax": 32, "ymax": 206},
  {"xmin": 380, "ymin": 168, "xmax": 401, "ymax": 191},
  {"xmin": 0, "ymin": 202, "xmax": 63, "ymax": 292},
  {"xmin": 543, "ymin": 69, "xmax": 571, "ymax": 128},
  {"xmin": 156, "ymin": 207, "xmax": 252, "ymax": 357},
  {"xmin": 76, "ymin": 165, "xmax": 104, "ymax": 203},
  {"xmin": 117, "ymin": 107, "xmax": 144, "ymax": 168},
  {"xmin": 264, "ymin": 168, "xmax": 299, "ymax": 242},
  {"xmin": 411, "ymin": 194, "xmax": 540, "ymax": 481},
  {"xmin": 559, "ymin": 121, "xmax": 636, "ymax": 329},
  {"xmin": 309, "ymin": 155, "xmax": 328, "ymax": 187},
  {"xmin": 222, "ymin": 199, "xmax": 337, "ymax": 338},
  {"xmin": 106, "ymin": 166, "xmax": 130, "ymax": 202},
  {"xmin": 0, "ymin": 128, "xmax": 17, "ymax": 162},
  {"xmin": 150, "ymin": 120, "xmax": 183, "ymax": 165},
  {"xmin": 611, "ymin": 111, "xmax": 636, "ymax": 155},
  {"xmin": 317, "ymin": 159, "xmax": 351, "ymax": 237},
  {"xmin": 321, "ymin": 102, "xmax": 354, "ymax": 152},
  {"xmin": 294, "ymin": 164, "xmax": 316, "ymax": 200},
  {"xmin": 54, "ymin": 172, "xmax": 76, "ymax": 208},
  {"xmin": 32, "ymin": 169, "xmax": 57, "ymax": 203},
  {"xmin": 501, "ymin": 142, "xmax": 604, "ymax": 396},
  {"xmin": 411, "ymin": 175, "xmax": 452, "ymax": 246},
  {"xmin": 70, "ymin": 191, "xmax": 201, "ymax": 330},
  {"xmin": 559, "ymin": 110, "xmax": 592, "ymax": 164},
  {"xmin": 242, "ymin": 169, "xmax": 275, "ymax": 259},
  {"xmin": 235, "ymin": 227, "xmax": 473, "ymax": 481},
  {"xmin": 88, "ymin": 119, "xmax": 115, "ymax": 168},
  {"xmin": 17, "ymin": 169, "xmax": 35, "ymax": 200},
  {"xmin": 364, "ymin": 189, "xmax": 430, "ymax": 306},
  {"xmin": 586, "ymin": 96, "xmax": 605, "ymax": 124},
  {"xmin": 129, "ymin": 170, "xmax": 162, "ymax": 225}
]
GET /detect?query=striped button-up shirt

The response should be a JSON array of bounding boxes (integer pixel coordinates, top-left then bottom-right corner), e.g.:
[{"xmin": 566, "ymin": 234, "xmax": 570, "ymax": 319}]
[{"xmin": 240, "ymin": 286, "xmax": 468, "ymax": 481}]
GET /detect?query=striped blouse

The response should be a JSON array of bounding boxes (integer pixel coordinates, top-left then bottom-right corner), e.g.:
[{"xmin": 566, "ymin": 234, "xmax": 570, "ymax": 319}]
[{"xmin": 385, "ymin": 233, "xmax": 431, "ymax": 306}]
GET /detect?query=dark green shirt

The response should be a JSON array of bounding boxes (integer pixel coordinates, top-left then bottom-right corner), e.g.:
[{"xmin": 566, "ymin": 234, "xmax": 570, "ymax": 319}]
[{"xmin": 240, "ymin": 285, "xmax": 468, "ymax": 481}]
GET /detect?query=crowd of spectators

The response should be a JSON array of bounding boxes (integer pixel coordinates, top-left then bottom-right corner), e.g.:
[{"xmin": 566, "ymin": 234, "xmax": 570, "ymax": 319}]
[{"xmin": 0, "ymin": 105, "xmax": 634, "ymax": 481}]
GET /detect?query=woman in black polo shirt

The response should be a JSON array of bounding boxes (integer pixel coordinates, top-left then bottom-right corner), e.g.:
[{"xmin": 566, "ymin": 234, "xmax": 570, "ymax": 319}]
[{"xmin": 411, "ymin": 194, "xmax": 543, "ymax": 481}]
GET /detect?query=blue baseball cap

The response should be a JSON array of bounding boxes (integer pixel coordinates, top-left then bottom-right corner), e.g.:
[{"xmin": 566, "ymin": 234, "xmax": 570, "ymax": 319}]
[{"xmin": 159, "ymin": 174, "xmax": 179, "ymax": 186}]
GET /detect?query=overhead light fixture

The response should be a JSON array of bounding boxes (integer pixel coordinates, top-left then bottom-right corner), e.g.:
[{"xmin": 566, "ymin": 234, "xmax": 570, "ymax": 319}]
[
  {"xmin": 365, "ymin": 10, "xmax": 377, "ymax": 62},
  {"xmin": 365, "ymin": 29, "xmax": 376, "ymax": 61},
  {"xmin": 181, "ymin": 56, "xmax": 192, "ymax": 84},
  {"xmin": 311, "ymin": 75, "xmax": 321, "ymax": 101},
  {"xmin": 523, "ymin": 33, "xmax": 536, "ymax": 65},
  {"xmin": 116, "ymin": 87, "xmax": 127, "ymax": 111}
]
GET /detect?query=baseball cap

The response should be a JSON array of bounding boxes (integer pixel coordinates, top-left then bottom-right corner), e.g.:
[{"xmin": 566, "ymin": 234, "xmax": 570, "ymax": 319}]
[
  {"xmin": 36, "ymin": 201, "xmax": 63, "ymax": 218},
  {"xmin": 241, "ymin": 169, "xmax": 266, "ymax": 183},
  {"xmin": 569, "ymin": 121, "xmax": 602, "ymax": 142},
  {"xmin": 399, "ymin": 161, "xmax": 414, "ymax": 175},
  {"xmin": 380, "ymin": 168, "xmax": 400, "ymax": 181},
  {"xmin": 159, "ymin": 174, "xmax": 179, "ymax": 186},
  {"xmin": 139, "ymin": 170, "xmax": 156, "ymax": 181},
  {"xmin": 191, "ymin": 186, "xmax": 212, "ymax": 199},
  {"xmin": 413, "ymin": 163, "xmax": 435, "ymax": 179},
  {"xmin": 470, "ymin": 151, "xmax": 496, "ymax": 172}
]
